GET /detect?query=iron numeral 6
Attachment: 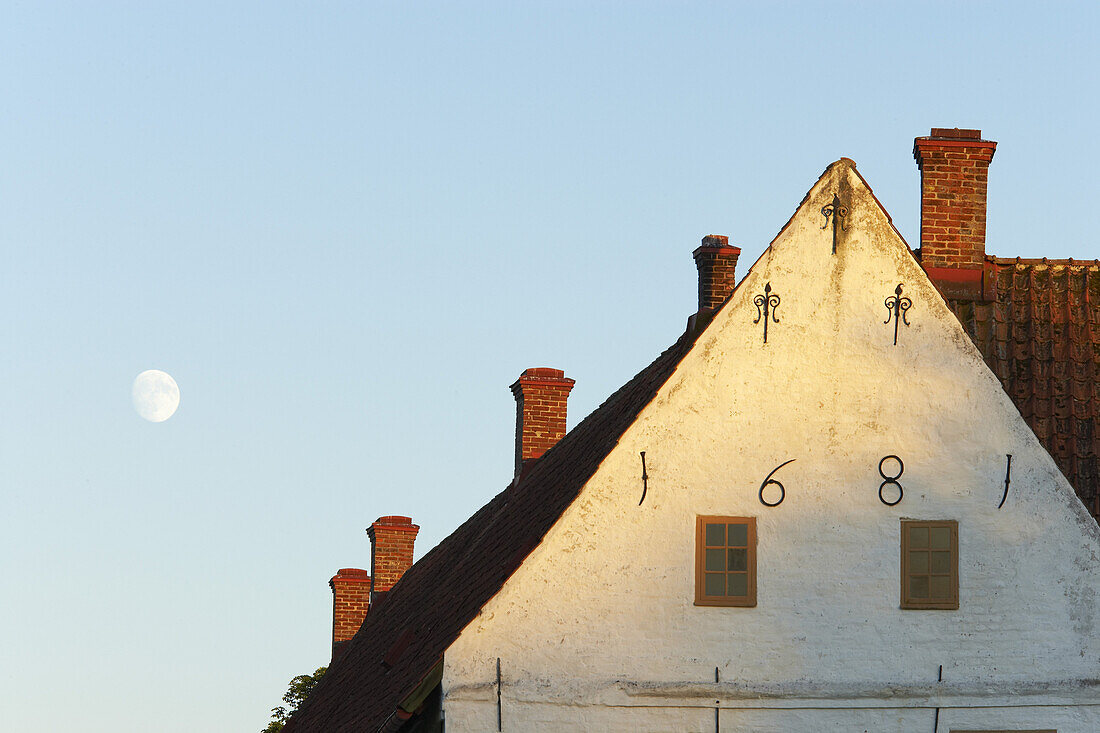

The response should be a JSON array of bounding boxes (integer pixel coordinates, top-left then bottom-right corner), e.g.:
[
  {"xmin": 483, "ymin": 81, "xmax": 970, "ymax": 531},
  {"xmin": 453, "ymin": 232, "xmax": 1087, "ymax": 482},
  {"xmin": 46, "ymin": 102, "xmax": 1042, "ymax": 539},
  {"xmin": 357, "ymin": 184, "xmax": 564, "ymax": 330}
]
[{"xmin": 759, "ymin": 459, "xmax": 796, "ymax": 507}]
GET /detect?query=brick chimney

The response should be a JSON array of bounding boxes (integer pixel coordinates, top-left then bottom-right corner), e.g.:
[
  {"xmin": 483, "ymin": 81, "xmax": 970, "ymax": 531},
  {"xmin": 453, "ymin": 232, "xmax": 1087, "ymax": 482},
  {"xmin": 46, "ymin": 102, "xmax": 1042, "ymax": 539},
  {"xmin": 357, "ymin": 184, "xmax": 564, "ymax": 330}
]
[
  {"xmin": 913, "ymin": 127, "xmax": 997, "ymax": 300},
  {"xmin": 693, "ymin": 235, "xmax": 741, "ymax": 311},
  {"xmin": 329, "ymin": 568, "xmax": 371, "ymax": 662},
  {"xmin": 367, "ymin": 515, "xmax": 420, "ymax": 599},
  {"xmin": 510, "ymin": 368, "xmax": 575, "ymax": 478}
]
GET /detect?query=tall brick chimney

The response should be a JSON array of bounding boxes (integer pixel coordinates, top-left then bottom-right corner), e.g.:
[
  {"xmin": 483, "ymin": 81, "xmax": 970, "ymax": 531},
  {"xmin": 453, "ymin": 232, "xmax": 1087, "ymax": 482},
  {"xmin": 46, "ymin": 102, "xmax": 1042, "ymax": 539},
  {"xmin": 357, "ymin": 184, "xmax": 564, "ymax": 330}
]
[
  {"xmin": 329, "ymin": 568, "xmax": 371, "ymax": 662},
  {"xmin": 693, "ymin": 235, "xmax": 741, "ymax": 311},
  {"xmin": 367, "ymin": 515, "xmax": 419, "ymax": 599},
  {"xmin": 913, "ymin": 127, "xmax": 997, "ymax": 299},
  {"xmin": 510, "ymin": 368, "xmax": 575, "ymax": 478}
]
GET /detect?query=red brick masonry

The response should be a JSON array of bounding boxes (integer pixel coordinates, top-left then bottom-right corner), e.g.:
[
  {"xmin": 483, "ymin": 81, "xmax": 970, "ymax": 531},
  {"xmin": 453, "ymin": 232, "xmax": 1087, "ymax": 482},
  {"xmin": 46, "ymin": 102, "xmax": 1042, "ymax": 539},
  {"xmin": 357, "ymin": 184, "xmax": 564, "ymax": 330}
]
[
  {"xmin": 914, "ymin": 128, "xmax": 997, "ymax": 271},
  {"xmin": 693, "ymin": 234, "xmax": 741, "ymax": 311},
  {"xmin": 329, "ymin": 568, "xmax": 371, "ymax": 662},
  {"xmin": 510, "ymin": 368, "xmax": 575, "ymax": 477},
  {"xmin": 368, "ymin": 516, "xmax": 420, "ymax": 594}
]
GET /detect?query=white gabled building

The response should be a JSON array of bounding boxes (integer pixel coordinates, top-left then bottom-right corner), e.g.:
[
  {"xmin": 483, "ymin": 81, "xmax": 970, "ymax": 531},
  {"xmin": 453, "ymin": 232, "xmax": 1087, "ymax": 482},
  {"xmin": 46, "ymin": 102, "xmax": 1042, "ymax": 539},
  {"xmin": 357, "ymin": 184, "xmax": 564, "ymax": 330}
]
[{"xmin": 287, "ymin": 132, "xmax": 1100, "ymax": 733}]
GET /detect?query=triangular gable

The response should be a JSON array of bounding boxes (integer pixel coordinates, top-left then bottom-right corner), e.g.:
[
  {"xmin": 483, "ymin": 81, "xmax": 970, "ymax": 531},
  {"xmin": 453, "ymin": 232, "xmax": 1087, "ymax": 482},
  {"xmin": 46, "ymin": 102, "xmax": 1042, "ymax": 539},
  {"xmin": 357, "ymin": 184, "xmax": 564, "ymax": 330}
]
[
  {"xmin": 438, "ymin": 160, "xmax": 1099, "ymax": 728},
  {"xmin": 288, "ymin": 160, "xmax": 1100, "ymax": 731}
]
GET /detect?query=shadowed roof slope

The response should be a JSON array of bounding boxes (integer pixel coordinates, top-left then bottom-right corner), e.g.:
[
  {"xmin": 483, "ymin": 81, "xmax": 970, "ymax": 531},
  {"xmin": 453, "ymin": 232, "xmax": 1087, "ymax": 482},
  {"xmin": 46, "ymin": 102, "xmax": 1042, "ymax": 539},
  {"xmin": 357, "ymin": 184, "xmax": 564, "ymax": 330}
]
[
  {"xmin": 947, "ymin": 256, "xmax": 1100, "ymax": 522},
  {"xmin": 283, "ymin": 325, "xmax": 703, "ymax": 732}
]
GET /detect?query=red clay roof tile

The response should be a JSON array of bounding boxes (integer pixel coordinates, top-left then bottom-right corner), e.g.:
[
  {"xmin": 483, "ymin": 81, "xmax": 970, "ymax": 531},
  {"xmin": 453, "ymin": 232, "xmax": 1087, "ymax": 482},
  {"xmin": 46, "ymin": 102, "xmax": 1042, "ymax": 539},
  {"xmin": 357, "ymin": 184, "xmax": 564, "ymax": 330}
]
[{"xmin": 945, "ymin": 256, "xmax": 1100, "ymax": 522}]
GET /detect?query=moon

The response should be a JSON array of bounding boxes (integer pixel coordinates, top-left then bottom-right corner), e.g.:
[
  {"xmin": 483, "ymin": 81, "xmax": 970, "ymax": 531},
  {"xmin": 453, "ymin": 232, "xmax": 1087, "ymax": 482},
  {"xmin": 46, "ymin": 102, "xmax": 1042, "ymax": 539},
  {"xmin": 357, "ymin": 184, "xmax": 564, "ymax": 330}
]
[{"xmin": 132, "ymin": 370, "xmax": 180, "ymax": 422}]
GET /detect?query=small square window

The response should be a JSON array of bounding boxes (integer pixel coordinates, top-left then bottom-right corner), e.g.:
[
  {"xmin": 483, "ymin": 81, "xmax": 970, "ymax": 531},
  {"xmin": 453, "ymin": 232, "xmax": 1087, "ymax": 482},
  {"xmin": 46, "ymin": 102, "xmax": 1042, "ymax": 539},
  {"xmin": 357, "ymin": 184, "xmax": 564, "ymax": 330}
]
[
  {"xmin": 901, "ymin": 520, "xmax": 958, "ymax": 610},
  {"xmin": 695, "ymin": 516, "xmax": 756, "ymax": 607}
]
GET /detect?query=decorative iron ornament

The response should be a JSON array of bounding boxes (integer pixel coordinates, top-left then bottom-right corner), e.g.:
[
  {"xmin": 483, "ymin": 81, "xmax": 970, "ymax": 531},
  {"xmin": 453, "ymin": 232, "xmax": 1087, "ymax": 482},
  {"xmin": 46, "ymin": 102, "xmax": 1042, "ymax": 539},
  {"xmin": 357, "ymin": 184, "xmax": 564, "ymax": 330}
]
[
  {"xmin": 638, "ymin": 451, "xmax": 649, "ymax": 506},
  {"xmin": 883, "ymin": 283, "xmax": 912, "ymax": 345},
  {"xmin": 496, "ymin": 657, "xmax": 502, "ymax": 732},
  {"xmin": 821, "ymin": 193, "xmax": 849, "ymax": 254},
  {"xmin": 998, "ymin": 454, "xmax": 1013, "ymax": 509},
  {"xmin": 878, "ymin": 455, "xmax": 904, "ymax": 506},
  {"xmin": 752, "ymin": 282, "xmax": 781, "ymax": 343},
  {"xmin": 759, "ymin": 458, "xmax": 796, "ymax": 507}
]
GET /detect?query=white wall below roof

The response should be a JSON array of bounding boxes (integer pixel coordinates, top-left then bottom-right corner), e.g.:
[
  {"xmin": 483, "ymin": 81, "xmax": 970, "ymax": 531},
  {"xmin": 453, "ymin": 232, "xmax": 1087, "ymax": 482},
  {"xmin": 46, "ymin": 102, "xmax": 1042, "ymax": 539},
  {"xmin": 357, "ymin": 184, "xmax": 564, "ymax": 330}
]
[
  {"xmin": 439, "ymin": 161, "xmax": 1100, "ymax": 732},
  {"xmin": 442, "ymin": 697, "xmax": 1100, "ymax": 732}
]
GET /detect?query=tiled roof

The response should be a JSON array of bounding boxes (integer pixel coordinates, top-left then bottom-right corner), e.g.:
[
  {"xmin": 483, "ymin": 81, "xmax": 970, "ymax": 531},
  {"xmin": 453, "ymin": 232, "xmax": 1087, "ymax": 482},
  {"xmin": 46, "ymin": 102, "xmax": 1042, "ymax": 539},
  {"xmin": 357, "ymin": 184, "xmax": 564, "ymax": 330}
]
[
  {"xmin": 945, "ymin": 256, "xmax": 1100, "ymax": 522},
  {"xmin": 283, "ymin": 324, "xmax": 703, "ymax": 732}
]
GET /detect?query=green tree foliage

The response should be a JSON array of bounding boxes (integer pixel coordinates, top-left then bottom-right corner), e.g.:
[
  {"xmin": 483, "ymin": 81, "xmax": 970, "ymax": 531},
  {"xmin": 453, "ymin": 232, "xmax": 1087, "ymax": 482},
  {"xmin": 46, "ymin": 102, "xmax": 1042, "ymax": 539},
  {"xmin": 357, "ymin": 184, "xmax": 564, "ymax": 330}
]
[{"xmin": 262, "ymin": 666, "xmax": 327, "ymax": 733}]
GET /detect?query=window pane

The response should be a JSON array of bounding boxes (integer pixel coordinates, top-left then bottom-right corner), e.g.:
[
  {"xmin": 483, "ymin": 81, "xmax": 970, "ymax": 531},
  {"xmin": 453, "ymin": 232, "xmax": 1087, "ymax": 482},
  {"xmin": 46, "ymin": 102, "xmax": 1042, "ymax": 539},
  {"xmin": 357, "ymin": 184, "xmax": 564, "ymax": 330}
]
[
  {"xmin": 910, "ymin": 575, "xmax": 929, "ymax": 598},
  {"xmin": 705, "ymin": 523, "xmax": 725, "ymax": 547},
  {"xmin": 909, "ymin": 551, "xmax": 929, "ymax": 573},
  {"xmin": 930, "ymin": 526, "xmax": 951, "ymax": 549},
  {"xmin": 909, "ymin": 526, "xmax": 929, "ymax": 549},
  {"xmin": 930, "ymin": 551, "xmax": 951, "ymax": 574},
  {"xmin": 728, "ymin": 548, "xmax": 748, "ymax": 571},
  {"xmin": 705, "ymin": 549, "xmax": 725, "ymax": 572},
  {"xmin": 727, "ymin": 573, "xmax": 748, "ymax": 597},
  {"xmin": 929, "ymin": 575, "xmax": 951, "ymax": 599},
  {"xmin": 727, "ymin": 523, "xmax": 748, "ymax": 546}
]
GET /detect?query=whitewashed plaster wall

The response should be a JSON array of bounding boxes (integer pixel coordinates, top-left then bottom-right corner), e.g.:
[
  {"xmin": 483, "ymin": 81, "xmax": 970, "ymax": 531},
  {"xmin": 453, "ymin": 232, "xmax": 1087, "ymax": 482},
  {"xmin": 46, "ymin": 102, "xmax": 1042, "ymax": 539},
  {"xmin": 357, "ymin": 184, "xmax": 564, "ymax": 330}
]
[{"xmin": 441, "ymin": 160, "xmax": 1100, "ymax": 732}]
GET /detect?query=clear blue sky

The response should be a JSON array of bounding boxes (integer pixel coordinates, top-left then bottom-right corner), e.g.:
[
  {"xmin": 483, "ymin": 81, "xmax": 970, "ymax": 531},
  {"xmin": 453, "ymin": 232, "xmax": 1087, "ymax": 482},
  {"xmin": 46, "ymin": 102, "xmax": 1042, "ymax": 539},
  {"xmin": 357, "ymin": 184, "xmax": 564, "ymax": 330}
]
[{"xmin": 2, "ymin": 2, "xmax": 1097, "ymax": 730}]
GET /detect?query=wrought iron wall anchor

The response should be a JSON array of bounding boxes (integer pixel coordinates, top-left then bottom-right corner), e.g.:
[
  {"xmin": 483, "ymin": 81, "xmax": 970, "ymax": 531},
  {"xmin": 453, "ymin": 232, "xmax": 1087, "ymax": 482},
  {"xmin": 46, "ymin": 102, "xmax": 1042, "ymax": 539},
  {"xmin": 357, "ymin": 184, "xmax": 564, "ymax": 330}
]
[
  {"xmin": 884, "ymin": 283, "xmax": 912, "ymax": 345},
  {"xmin": 821, "ymin": 193, "xmax": 849, "ymax": 254},
  {"xmin": 496, "ymin": 657, "xmax": 502, "ymax": 732},
  {"xmin": 878, "ymin": 455, "xmax": 904, "ymax": 506},
  {"xmin": 752, "ymin": 282, "xmax": 781, "ymax": 344},
  {"xmin": 759, "ymin": 459, "xmax": 795, "ymax": 507},
  {"xmin": 998, "ymin": 454, "xmax": 1013, "ymax": 509},
  {"xmin": 714, "ymin": 666, "xmax": 720, "ymax": 733},
  {"xmin": 638, "ymin": 451, "xmax": 649, "ymax": 506},
  {"xmin": 933, "ymin": 665, "xmax": 943, "ymax": 733}
]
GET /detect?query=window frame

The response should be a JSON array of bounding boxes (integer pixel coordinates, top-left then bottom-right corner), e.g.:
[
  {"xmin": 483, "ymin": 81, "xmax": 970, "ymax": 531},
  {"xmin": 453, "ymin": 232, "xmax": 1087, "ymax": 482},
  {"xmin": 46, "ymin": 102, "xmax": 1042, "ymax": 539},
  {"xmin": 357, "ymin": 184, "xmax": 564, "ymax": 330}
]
[
  {"xmin": 901, "ymin": 519, "xmax": 959, "ymax": 610},
  {"xmin": 695, "ymin": 516, "xmax": 757, "ymax": 607}
]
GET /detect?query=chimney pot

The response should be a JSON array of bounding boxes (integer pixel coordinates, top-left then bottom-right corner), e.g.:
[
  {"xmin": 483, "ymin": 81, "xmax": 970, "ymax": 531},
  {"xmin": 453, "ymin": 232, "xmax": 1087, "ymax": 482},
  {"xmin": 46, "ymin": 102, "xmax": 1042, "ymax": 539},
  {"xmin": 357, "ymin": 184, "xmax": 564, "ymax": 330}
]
[
  {"xmin": 929, "ymin": 127, "xmax": 983, "ymax": 140},
  {"xmin": 510, "ymin": 368, "xmax": 575, "ymax": 478}
]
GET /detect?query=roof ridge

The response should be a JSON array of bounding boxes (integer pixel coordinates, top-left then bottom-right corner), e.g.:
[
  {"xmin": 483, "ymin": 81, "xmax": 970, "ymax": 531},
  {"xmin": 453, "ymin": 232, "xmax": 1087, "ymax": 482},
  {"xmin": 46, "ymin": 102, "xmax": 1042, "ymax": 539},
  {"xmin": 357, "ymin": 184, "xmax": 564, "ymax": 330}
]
[{"xmin": 987, "ymin": 254, "xmax": 1100, "ymax": 268}]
